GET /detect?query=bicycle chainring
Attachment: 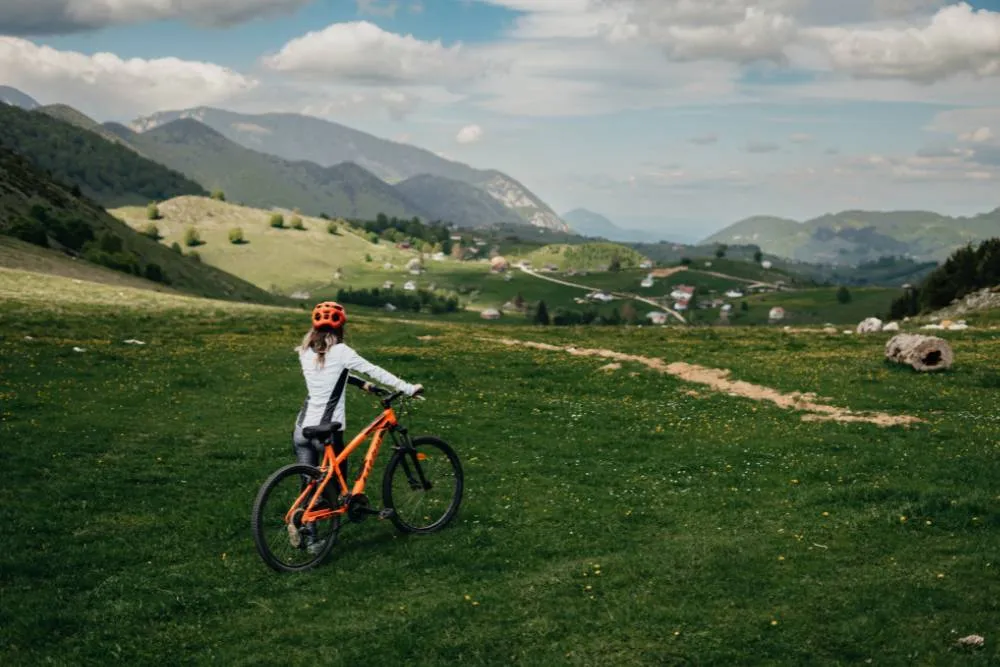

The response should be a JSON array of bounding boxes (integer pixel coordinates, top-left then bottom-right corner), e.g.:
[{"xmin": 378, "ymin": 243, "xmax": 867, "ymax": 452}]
[{"xmin": 346, "ymin": 493, "xmax": 371, "ymax": 523}]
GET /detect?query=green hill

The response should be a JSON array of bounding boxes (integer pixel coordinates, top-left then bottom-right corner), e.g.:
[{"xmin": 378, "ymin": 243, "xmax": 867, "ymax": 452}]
[
  {"xmin": 0, "ymin": 147, "xmax": 284, "ymax": 305},
  {"xmin": 111, "ymin": 196, "xmax": 422, "ymax": 294},
  {"xmin": 129, "ymin": 107, "xmax": 569, "ymax": 231},
  {"xmin": 393, "ymin": 174, "xmax": 523, "ymax": 227},
  {"xmin": 36, "ymin": 104, "xmax": 140, "ymax": 152},
  {"xmin": 702, "ymin": 208, "xmax": 1000, "ymax": 265},
  {"xmin": 106, "ymin": 119, "xmax": 429, "ymax": 222},
  {"xmin": 0, "ymin": 104, "xmax": 206, "ymax": 208},
  {"xmin": 522, "ymin": 242, "xmax": 649, "ymax": 271}
]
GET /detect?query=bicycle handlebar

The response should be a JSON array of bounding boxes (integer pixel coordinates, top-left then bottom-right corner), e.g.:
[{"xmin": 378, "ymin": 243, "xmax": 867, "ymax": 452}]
[{"xmin": 370, "ymin": 386, "xmax": 424, "ymax": 407}]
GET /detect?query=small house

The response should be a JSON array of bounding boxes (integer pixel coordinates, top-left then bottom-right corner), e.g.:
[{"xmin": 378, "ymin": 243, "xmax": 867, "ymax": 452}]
[
  {"xmin": 646, "ymin": 311, "xmax": 669, "ymax": 325},
  {"xmin": 480, "ymin": 308, "xmax": 501, "ymax": 320},
  {"xmin": 639, "ymin": 260, "xmax": 654, "ymax": 269},
  {"xmin": 403, "ymin": 281, "xmax": 417, "ymax": 291},
  {"xmin": 725, "ymin": 289, "xmax": 744, "ymax": 298},
  {"xmin": 640, "ymin": 276, "xmax": 654, "ymax": 288},
  {"xmin": 769, "ymin": 306, "xmax": 785, "ymax": 321},
  {"xmin": 382, "ymin": 280, "xmax": 394, "ymax": 289}
]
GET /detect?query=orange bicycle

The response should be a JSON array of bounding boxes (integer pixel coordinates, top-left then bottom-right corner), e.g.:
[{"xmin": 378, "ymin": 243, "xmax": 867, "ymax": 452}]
[{"xmin": 250, "ymin": 387, "xmax": 463, "ymax": 573}]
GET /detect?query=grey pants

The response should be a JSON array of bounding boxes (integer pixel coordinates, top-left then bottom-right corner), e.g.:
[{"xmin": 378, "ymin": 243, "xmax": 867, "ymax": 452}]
[{"xmin": 293, "ymin": 423, "xmax": 348, "ymax": 479}]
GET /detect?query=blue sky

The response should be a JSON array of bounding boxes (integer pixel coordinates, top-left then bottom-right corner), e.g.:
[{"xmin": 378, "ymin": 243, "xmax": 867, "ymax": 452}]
[{"xmin": 2, "ymin": 0, "xmax": 1000, "ymax": 241}]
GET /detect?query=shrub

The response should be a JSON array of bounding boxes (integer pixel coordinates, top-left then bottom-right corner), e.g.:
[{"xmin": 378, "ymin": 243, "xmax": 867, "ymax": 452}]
[
  {"xmin": 229, "ymin": 227, "xmax": 246, "ymax": 244},
  {"xmin": 144, "ymin": 263, "xmax": 164, "ymax": 283},
  {"xmin": 680, "ymin": 257, "xmax": 692, "ymax": 266},
  {"xmin": 211, "ymin": 190, "xmax": 226, "ymax": 201},
  {"xmin": 836, "ymin": 285, "xmax": 852, "ymax": 304},
  {"xmin": 269, "ymin": 214, "xmax": 285, "ymax": 229},
  {"xmin": 290, "ymin": 216, "xmax": 305, "ymax": 230},
  {"xmin": 364, "ymin": 253, "xmax": 373, "ymax": 263},
  {"xmin": 7, "ymin": 218, "xmax": 48, "ymax": 247},
  {"xmin": 140, "ymin": 223, "xmax": 160, "ymax": 240},
  {"xmin": 184, "ymin": 227, "xmax": 203, "ymax": 247},
  {"xmin": 715, "ymin": 244, "xmax": 727, "ymax": 259},
  {"xmin": 146, "ymin": 203, "xmax": 161, "ymax": 220},
  {"xmin": 170, "ymin": 241, "xmax": 182, "ymax": 253},
  {"xmin": 367, "ymin": 232, "xmax": 380, "ymax": 244},
  {"xmin": 326, "ymin": 221, "xmax": 338, "ymax": 235},
  {"xmin": 188, "ymin": 250, "xmax": 201, "ymax": 262}
]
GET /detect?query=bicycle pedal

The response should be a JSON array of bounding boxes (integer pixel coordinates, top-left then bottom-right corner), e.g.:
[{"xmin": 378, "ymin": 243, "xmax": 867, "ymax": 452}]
[{"xmin": 378, "ymin": 508, "xmax": 395, "ymax": 520}]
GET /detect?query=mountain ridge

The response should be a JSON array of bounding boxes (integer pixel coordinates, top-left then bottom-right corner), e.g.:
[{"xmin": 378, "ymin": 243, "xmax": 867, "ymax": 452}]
[{"xmin": 130, "ymin": 106, "xmax": 569, "ymax": 232}]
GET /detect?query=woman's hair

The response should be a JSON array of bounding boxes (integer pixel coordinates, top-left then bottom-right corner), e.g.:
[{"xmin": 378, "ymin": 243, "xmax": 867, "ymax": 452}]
[{"xmin": 296, "ymin": 325, "xmax": 344, "ymax": 367}]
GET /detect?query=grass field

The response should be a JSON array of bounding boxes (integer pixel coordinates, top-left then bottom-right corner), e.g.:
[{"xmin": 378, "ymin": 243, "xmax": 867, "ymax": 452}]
[{"xmin": 2, "ymin": 267, "xmax": 998, "ymax": 665}]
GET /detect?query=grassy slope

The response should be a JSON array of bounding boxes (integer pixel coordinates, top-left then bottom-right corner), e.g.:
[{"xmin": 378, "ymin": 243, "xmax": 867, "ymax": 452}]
[
  {"xmin": 521, "ymin": 242, "xmax": 649, "ymax": 271},
  {"xmin": 37, "ymin": 104, "xmax": 140, "ymax": 152},
  {"xmin": 0, "ymin": 149, "xmax": 286, "ymax": 305},
  {"xmin": 112, "ymin": 196, "xmax": 420, "ymax": 293},
  {"xmin": 112, "ymin": 119, "xmax": 429, "ymax": 221},
  {"xmin": 0, "ymin": 104, "xmax": 206, "ymax": 208},
  {"xmin": 1, "ymin": 273, "xmax": 998, "ymax": 665}
]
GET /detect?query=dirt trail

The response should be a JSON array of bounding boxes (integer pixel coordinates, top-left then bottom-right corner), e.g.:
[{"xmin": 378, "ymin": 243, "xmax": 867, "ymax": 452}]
[{"xmin": 480, "ymin": 336, "xmax": 923, "ymax": 427}]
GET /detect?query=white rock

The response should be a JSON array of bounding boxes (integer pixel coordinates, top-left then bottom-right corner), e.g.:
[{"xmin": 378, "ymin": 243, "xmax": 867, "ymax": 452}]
[
  {"xmin": 883, "ymin": 321, "xmax": 900, "ymax": 331},
  {"xmin": 72, "ymin": 346, "xmax": 85, "ymax": 352},
  {"xmin": 856, "ymin": 317, "xmax": 883, "ymax": 334}
]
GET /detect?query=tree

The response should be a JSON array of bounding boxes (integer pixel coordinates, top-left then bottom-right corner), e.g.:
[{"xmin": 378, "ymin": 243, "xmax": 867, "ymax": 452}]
[
  {"xmin": 183, "ymin": 226, "xmax": 202, "ymax": 247},
  {"xmin": 608, "ymin": 254, "xmax": 622, "ymax": 272},
  {"xmin": 715, "ymin": 244, "xmax": 727, "ymax": 259},
  {"xmin": 753, "ymin": 249, "xmax": 763, "ymax": 263},
  {"xmin": 269, "ymin": 214, "xmax": 285, "ymax": 229},
  {"xmin": 680, "ymin": 257, "xmax": 692, "ymax": 266},
  {"xmin": 211, "ymin": 190, "xmax": 226, "ymax": 201},
  {"xmin": 621, "ymin": 301, "xmax": 637, "ymax": 324},
  {"xmin": 514, "ymin": 292, "xmax": 525, "ymax": 310},
  {"xmin": 534, "ymin": 300, "xmax": 550, "ymax": 325},
  {"xmin": 144, "ymin": 263, "xmax": 164, "ymax": 283},
  {"xmin": 229, "ymin": 227, "xmax": 246, "ymax": 244},
  {"xmin": 836, "ymin": 285, "xmax": 852, "ymax": 304},
  {"xmin": 741, "ymin": 300, "xmax": 749, "ymax": 312},
  {"xmin": 146, "ymin": 202, "xmax": 161, "ymax": 220}
]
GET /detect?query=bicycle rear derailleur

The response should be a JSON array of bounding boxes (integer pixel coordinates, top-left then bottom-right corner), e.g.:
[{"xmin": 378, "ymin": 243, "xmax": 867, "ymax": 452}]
[{"xmin": 342, "ymin": 493, "xmax": 395, "ymax": 523}]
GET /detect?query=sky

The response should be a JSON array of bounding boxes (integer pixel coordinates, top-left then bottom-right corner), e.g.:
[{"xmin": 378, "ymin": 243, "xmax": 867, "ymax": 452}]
[{"xmin": 1, "ymin": 0, "xmax": 1000, "ymax": 241}]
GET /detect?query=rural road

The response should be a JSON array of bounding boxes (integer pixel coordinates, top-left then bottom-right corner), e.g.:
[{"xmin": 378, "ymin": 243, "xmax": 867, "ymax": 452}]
[{"xmin": 518, "ymin": 266, "xmax": 688, "ymax": 324}]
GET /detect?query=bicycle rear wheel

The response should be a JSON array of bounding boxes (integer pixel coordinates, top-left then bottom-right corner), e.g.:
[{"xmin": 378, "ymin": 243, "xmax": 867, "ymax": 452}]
[
  {"xmin": 251, "ymin": 463, "xmax": 340, "ymax": 573},
  {"xmin": 382, "ymin": 436, "xmax": 463, "ymax": 534}
]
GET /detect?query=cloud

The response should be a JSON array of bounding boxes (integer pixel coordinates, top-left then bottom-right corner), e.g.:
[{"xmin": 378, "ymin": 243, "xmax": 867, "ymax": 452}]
[
  {"xmin": 959, "ymin": 127, "xmax": 994, "ymax": 144},
  {"xmin": 456, "ymin": 124, "xmax": 484, "ymax": 143},
  {"xmin": 789, "ymin": 132, "xmax": 812, "ymax": 143},
  {"xmin": 300, "ymin": 89, "xmax": 421, "ymax": 121},
  {"xmin": 356, "ymin": 0, "xmax": 399, "ymax": 17},
  {"xmin": 0, "ymin": 37, "xmax": 255, "ymax": 119},
  {"xmin": 0, "ymin": 0, "xmax": 312, "ymax": 35},
  {"xmin": 805, "ymin": 3, "xmax": 1000, "ymax": 83},
  {"xmin": 745, "ymin": 140, "xmax": 780, "ymax": 153},
  {"xmin": 690, "ymin": 133, "xmax": 719, "ymax": 145},
  {"xmin": 262, "ymin": 21, "xmax": 490, "ymax": 85}
]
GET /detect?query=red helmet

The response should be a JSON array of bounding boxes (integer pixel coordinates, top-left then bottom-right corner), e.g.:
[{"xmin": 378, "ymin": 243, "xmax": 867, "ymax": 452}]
[{"xmin": 311, "ymin": 301, "xmax": 346, "ymax": 329}]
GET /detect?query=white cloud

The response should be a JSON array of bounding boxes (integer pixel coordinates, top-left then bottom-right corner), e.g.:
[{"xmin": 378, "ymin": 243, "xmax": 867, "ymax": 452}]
[
  {"xmin": 300, "ymin": 89, "xmax": 421, "ymax": 121},
  {"xmin": 745, "ymin": 140, "xmax": 780, "ymax": 153},
  {"xmin": 0, "ymin": 0, "xmax": 311, "ymax": 35},
  {"xmin": 456, "ymin": 124, "xmax": 484, "ymax": 143},
  {"xmin": 356, "ymin": 0, "xmax": 399, "ymax": 17},
  {"xmin": 789, "ymin": 132, "xmax": 812, "ymax": 143},
  {"xmin": 0, "ymin": 37, "xmax": 255, "ymax": 119},
  {"xmin": 637, "ymin": 7, "xmax": 798, "ymax": 63},
  {"xmin": 959, "ymin": 127, "xmax": 994, "ymax": 144},
  {"xmin": 805, "ymin": 3, "xmax": 1000, "ymax": 83},
  {"xmin": 262, "ymin": 21, "xmax": 490, "ymax": 85}
]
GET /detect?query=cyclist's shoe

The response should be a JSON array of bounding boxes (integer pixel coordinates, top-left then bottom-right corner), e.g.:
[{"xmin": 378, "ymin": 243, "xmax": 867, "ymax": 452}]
[{"xmin": 286, "ymin": 522, "xmax": 302, "ymax": 548}]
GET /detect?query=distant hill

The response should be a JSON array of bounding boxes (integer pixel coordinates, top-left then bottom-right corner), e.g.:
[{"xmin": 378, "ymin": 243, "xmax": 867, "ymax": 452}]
[
  {"xmin": 107, "ymin": 119, "xmax": 428, "ymax": 221},
  {"xmin": 524, "ymin": 242, "xmax": 650, "ymax": 271},
  {"xmin": 0, "ymin": 104, "xmax": 206, "ymax": 208},
  {"xmin": 562, "ymin": 208, "xmax": 665, "ymax": 243},
  {"xmin": 130, "ymin": 107, "xmax": 569, "ymax": 232},
  {"xmin": 37, "ymin": 104, "xmax": 139, "ymax": 152},
  {"xmin": 394, "ymin": 174, "xmax": 523, "ymax": 226},
  {"xmin": 0, "ymin": 146, "xmax": 285, "ymax": 305},
  {"xmin": 702, "ymin": 209, "xmax": 1000, "ymax": 265},
  {"xmin": 0, "ymin": 86, "xmax": 38, "ymax": 110}
]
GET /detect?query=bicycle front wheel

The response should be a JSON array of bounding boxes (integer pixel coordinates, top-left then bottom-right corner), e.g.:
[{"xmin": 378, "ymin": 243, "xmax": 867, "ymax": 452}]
[
  {"xmin": 382, "ymin": 436, "xmax": 463, "ymax": 534},
  {"xmin": 251, "ymin": 463, "xmax": 340, "ymax": 573}
]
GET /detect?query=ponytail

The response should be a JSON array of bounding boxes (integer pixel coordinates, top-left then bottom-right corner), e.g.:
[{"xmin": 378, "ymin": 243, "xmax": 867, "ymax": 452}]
[{"xmin": 296, "ymin": 326, "xmax": 344, "ymax": 367}]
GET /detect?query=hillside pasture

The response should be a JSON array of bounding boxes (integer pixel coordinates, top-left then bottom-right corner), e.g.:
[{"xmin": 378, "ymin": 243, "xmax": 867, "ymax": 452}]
[{"xmin": 1, "ymin": 268, "xmax": 998, "ymax": 665}]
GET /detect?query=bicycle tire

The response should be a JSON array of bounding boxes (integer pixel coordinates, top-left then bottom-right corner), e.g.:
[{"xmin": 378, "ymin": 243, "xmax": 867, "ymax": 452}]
[
  {"xmin": 251, "ymin": 463, "xmax": 340, "ymax": 573},
  {"xmin": 382, "ymin": 435, "xmax": 463, "ymax": 534}
]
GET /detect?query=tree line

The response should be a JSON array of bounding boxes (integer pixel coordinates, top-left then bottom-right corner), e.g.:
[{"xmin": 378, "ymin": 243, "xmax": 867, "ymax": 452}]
[{"xmin": 889, "ymin": 238, "xmax": 1000, "ymax": 319}]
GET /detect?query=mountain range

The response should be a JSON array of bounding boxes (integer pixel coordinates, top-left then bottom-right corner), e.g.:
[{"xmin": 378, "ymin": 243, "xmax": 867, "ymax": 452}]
[
  {"xmin": 702, "ymin": 210, "xmax": 1000, "ymax": 265},
  {"xmin": 130, "ymin": 107, "xmax": 568, "ymax": 231},
  {"xmin": 561, "ymin": 209, "xmax": 667, "ymax": 244}
]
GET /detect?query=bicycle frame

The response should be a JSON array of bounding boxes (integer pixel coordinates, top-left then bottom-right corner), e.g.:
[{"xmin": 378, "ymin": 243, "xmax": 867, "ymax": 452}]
[{"xmin": 287, "ymin": 405, "xmax": 404, "ymax": 525}]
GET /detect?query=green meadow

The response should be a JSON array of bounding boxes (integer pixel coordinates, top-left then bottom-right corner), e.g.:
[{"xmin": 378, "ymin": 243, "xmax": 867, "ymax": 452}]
[{"xmin": 1, "ymin": 269, "xmax": 998, "ymax": 665}]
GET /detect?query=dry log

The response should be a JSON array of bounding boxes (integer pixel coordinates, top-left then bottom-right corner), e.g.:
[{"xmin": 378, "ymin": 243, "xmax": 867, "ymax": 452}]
[{"xmin": 884, "ymin": 333, "xmax": 954, "ymax": 372}]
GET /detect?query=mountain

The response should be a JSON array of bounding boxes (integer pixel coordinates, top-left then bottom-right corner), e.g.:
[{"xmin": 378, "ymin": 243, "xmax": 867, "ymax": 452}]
[
  {"xmin": 130, "ymin": 107, "xmax": 569, "ymax": 231},
  {"xmin": 0, "ymin": 86, "xmax": 38, "ymax": 110},
  {"xmin": 107, "ymin": 119, "xmax": 428, "ymax": 221},
  {"xmin": 0, "ymin": 146, "xmax": 283, "ymax": 305},
  {"xmin": 560, "ymin": 208, "xmax": 667, "ymax": 243},
  {"xmin": 37, "ymin": 104, "xmax": 139, "ymax": 152},
  {"xmin": 702, "ymin": 209, "xmax": 1000, "ymax": 265},
  {"xmin": 394, "ymin": 174, "xmax": 523, "ymax": 227},
  {"xmin": 0, "ymin": 104, "xmax": 206, "ymax": 208}
]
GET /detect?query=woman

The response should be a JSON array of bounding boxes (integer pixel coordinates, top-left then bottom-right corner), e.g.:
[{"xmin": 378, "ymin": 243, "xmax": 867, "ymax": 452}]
[{"xmin": 293, "ymin": 301, "xmax": 422, "ymax": 474}]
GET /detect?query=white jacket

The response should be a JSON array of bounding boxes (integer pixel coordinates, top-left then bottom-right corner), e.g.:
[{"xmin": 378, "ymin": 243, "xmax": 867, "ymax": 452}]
[{"xmin": 296, "ymin": 343, "xmax": 418, "ymax": 430}]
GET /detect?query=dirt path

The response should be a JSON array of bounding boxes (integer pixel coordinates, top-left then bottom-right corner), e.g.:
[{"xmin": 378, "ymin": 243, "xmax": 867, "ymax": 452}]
[
  {"xmin": 518, "ymin": 267, "xmax": 688, "ymax": 324},
  {"xmin": 479, "ymin": 336, "xmax": 923, "ymax": 427}
]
